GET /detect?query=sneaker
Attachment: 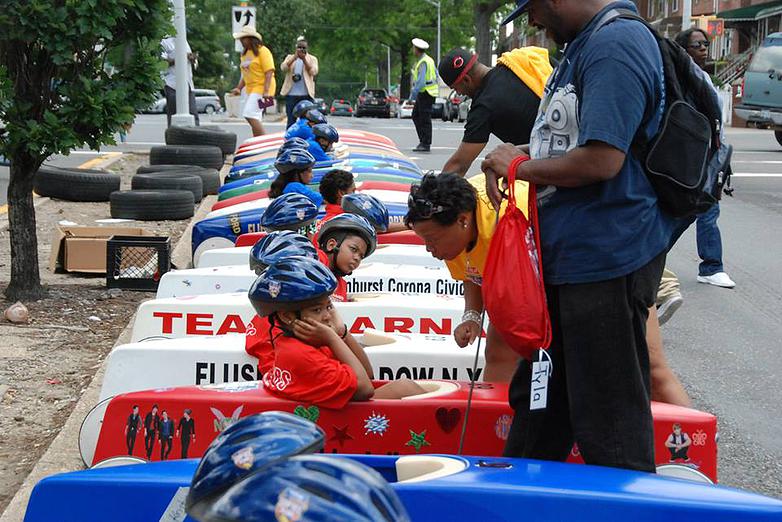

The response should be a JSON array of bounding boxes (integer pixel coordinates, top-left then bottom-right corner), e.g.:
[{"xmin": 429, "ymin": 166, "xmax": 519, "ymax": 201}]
[
  {"xmin": 657, "ymin": 293, "xmax": 683, "ymax": 325},
  {"xmin": 697, "ymin": 272, "xmax": 736, "ymax": 288},
  {"xmin": 412, "ymin": 144, "xmax": 430, "ymax": 152}
]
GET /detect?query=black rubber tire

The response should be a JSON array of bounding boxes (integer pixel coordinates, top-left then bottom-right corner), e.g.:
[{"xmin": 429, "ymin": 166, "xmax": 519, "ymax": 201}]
[
  {"xmin": 110, "ymin": 190, "xmax": 194, "ymax": 221},
  {"xmin": 33, "ymin": 166, "xmax": 121, "ymax": 202},
  {"xmin": 131, "ymin": 172, "xmax": 203, "ymax": 203},
  {"xmin": 136, "ymin": 165, "xmax": 220, "ymax": 196},
  {"xmin": 164, "ymin": 126, "xmax": 237, "ymax": 155},
  {"xmin": 150, "ymin": 145, "xmax": 224, "ymax": 170}
]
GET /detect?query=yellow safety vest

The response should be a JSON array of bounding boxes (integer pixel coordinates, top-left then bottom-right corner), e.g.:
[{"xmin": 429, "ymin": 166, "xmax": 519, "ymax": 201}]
[{"xmin": 413, "ymin": 54, "xmax": 439, "ymax": 97}]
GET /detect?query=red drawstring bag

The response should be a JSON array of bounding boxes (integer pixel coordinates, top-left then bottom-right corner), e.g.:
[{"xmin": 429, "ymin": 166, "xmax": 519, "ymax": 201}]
[{"xmin": 481, "ymin": 164, "xmax": 551, "ymax": 359}]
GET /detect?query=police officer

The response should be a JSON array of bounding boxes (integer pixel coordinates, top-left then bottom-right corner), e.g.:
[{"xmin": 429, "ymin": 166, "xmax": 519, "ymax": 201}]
[{"xmin": 409, "ymin": 38, "xmax": 439, "ymax": 153}]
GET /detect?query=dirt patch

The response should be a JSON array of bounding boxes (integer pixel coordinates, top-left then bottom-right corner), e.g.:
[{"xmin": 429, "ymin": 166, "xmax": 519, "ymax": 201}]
[{"xmin": 0, "ymin": 153, "xmax": 190, "ymax": 512}]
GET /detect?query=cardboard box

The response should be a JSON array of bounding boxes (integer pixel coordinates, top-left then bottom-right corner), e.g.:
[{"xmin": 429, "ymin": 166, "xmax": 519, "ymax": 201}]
[{"xmin": 49, "ymin": 226, "xmax": 151, "ymax": 274}]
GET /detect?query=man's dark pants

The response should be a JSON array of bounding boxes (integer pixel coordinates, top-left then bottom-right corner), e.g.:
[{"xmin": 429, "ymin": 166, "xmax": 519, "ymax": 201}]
[
  {"xmin": 412, "ymin": 92, "xmax": 434, "ymax": 146},
  {"xmin": 503, "ymin": 252, "xmax": 666, "ymax": 472},
  {"xmin": 181, "ymin": 437, "xmax": 191, "ymax": 459},
  {"xmin": 160, "ymin": 438, "xmax": 172, "ymax": 460},
  {"xmin": 126, "ymin": 431, "xmax": 137, "ymax": 455},
  {"xmin": 144, "ymin": 431, "xmax": 156, "ymax": 459},
  {"xmin": 164, "ymin": 85, "xmax": 199, "ymax": 128},
  {"xmin": 285, "ymin": 95, "xmax": 313, "ymax": 128}
]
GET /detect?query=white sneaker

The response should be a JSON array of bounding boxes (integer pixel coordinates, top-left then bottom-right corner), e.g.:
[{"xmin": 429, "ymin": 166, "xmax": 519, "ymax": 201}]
[
  {"xmin": 657, "ymin": 293, "xmax": 683, "ymax": 325},
  {"xmin": 697, "ymin": 272, "xmax": 736, "ymax": 288}
]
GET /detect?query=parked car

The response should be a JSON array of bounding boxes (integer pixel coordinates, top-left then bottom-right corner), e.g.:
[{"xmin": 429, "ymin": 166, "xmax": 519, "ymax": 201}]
[
  {"xmin": 398, "ymin": 99, "xmax": 415, "ymax": 119},
  {"xmin": 355, "ymin": 88, "xmax": 391, "ymax": 118},
  {"xmin": 314, "ymin": 97, "xmax": 328, "ymax": 114},
  {"xmin": 143, "ymin": 89, "xmax": 222, "ymax": 114},
  {"xmin": 735, "ymin": 32, "xmax": 782, "ymax": 145},
  {"xmin": 457, "ymin": 97, "xmax": 471, "ymax": 122},
  {"xmin": 194, "ymin": 89, "xmax": 222, "ymax": 114},
  {"xmin": 431, "ymin": 97, "xmax": 446, "ymax": 120},
  {"xmin": 442, "ymin": 90, "xmax": 467, "ymax": 122},
  {"xmin": 330, "ymin": 99, "xmax": 354, "ymax": 116}
]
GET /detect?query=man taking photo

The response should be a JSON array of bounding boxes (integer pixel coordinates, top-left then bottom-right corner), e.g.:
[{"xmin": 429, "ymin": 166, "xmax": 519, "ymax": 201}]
[{"xmin": 281, "ymin": 38, "xmax": 319, "ymax": 128}]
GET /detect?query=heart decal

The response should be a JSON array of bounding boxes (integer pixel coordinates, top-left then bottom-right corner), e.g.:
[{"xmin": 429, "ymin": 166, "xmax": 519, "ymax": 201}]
[
  {"xmin": 435, "ymin": 407, "xmax": 460, "ymax": 434},
  {"xmin": 294, "ymin": 405, "xmax": 320, "ymax": 422}
]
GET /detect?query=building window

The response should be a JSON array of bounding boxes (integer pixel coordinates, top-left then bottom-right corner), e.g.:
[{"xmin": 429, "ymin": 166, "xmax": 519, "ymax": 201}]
[{"xmin": 672, "ymin": 0, "xmax": 679, "ymax": 12}]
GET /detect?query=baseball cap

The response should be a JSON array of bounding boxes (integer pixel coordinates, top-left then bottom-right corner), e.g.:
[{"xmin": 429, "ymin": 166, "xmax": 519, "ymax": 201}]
[
  {"xmin": 501, "ymin": 0, "xmax": 530, "ymax": 26},
  {"xmin": 438, "ymin": 48, "xmax": 478, "ymax": 87}
]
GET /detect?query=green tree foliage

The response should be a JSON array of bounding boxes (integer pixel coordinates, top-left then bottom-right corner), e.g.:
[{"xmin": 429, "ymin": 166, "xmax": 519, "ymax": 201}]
[{"xmin": 0, "ymin": 0, "xmax": 170, "ymax": 299}]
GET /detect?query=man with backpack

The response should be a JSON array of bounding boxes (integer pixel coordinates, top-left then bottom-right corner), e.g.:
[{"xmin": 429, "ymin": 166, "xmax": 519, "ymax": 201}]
[{"xmin": 481, "ymin": 0, "xmax": 676, "ymax": 473}]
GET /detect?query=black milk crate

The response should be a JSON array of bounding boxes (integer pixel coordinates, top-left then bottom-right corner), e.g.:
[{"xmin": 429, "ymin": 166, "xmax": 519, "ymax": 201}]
[{"xmin": 106, "ymin": 235, "xmax": 171, "ymax": 291}]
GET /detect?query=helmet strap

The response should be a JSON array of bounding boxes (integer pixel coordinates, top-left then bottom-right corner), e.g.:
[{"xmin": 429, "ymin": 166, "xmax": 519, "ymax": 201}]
[{"xmin": 323, "ymin": 232, "xmax": 349, "ymax": 277}]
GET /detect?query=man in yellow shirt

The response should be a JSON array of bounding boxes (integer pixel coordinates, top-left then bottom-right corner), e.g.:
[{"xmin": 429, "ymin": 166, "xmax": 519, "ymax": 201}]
[{"xmin": 231, "ymin": 26, "xmax": 276, "ymax": 136}]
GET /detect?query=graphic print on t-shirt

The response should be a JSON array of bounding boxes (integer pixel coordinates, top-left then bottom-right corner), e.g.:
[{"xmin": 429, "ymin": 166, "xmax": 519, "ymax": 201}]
[{"xmin": 530, "ymin": 83, "xmax": 579, "ymax": 206}]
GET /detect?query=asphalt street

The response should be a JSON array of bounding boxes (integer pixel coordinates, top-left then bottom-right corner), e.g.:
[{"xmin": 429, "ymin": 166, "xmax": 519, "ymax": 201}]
[{"xmin": 3, "ymin": 112, "xmax": 781, "ymax": 496}]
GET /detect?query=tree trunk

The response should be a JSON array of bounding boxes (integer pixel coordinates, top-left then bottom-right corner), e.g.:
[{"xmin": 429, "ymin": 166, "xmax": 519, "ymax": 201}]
[
  {"xmin": 5, "ymin": 154, "xmax": 45, "ymax": 301},
  {"xmin": 475, "ymin": 1, "xmax": 503, "ymax": 66},
  {"xmin": 399, "ymin": 49, "xmax": 411, "ymax": 99}
]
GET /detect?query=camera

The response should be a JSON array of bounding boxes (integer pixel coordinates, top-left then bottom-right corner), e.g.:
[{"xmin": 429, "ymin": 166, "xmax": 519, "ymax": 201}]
[{"xmin": 292, "ymin": 73, "xmax": 302, "ymax": 82}]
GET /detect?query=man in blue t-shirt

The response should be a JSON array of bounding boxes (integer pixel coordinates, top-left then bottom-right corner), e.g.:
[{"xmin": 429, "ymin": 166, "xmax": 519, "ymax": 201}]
[{"xmin": 481, "ymin": 0, "xmax": 674, "ymax": 473}]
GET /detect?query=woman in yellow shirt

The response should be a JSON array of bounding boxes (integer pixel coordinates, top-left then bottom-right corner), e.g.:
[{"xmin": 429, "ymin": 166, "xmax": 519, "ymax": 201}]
[
  {"xmin": 405, "ymin": 172, "xmax": 529, "ymax": 382},
  {"xmin": 231, "ymin": 26, "xmax": 276, "ymax": 136}
]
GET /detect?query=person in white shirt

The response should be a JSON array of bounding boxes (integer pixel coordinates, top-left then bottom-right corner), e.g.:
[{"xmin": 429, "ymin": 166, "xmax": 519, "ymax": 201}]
[{"xmin": 160, "ymin": 36, "xmax": 199, "ymax": 127}]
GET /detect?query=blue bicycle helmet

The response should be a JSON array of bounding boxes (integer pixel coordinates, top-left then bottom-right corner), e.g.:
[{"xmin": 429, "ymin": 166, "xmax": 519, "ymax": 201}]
[
  {"xmin": 275, "ymin": 148, "xmax": 316, "ymax": 175},
  {"xmin": 304, "ymin": 109, "xmax": 327, "ymax": 124},
  {"xmin": 293, "ymin": 99, "xmax": 318, "ymax": 119},
  {"xmin": 260, "ymin": 193, "xmax": 318, "ymax": 232},
  {"xmin": 318, "ymin": 213, "xmax": 378, "ymax": 264},
  {"xmin": 249, "ymin": 230, "xmax": 318, "ymax": 274},
  {"xmin": 312, "ymin": 124, "xmax": 339, "ymax": 144},
  {"xmin": 276, "ymin": 137, "xmax": 310, "ymax": 158},
  {"xmin": 248, "ymin": 256, "xmax": 337, "ymax": 317},
  {"xmin": 196, "ymin": 455, "xmax": 411, "ymax": 522},
  {"xmin": 341, "ymin": 193, "xmax": 390, "ymax": 233},
  {"xmin": 186, "ymin": 412, "xmax": 325, "ymax": 521}
]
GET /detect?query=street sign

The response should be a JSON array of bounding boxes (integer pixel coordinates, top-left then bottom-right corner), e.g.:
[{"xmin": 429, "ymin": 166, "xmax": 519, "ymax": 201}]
[
  {"xmin": 707, "ymin": 19, "xmax": 724, "ymax": 37},
  {"xmin": 232, "ymin": 6, "xmax": 256, "ymax": 53}
]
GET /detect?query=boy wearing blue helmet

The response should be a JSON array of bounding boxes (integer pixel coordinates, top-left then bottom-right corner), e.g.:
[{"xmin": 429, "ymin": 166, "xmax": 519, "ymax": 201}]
[
  {"xmin": 284, "ymin": 108, "xmax": 327, "ymax": 141},
  {"xmin": 249, "ymin": 256, "xmax": 425, "ymax": 406},
  {"xmin": 268, "ymin": 148, "xmax": 323, "ymax": 206},
  {"xmin": 342, "ymin": 192, "xmax": 407, "ymax": 233},
  {"xmin": 307, "ymin": 123, "xmax": 339, "ymax": 162},
  {"xmin": 316, "ymin": 213, "xmax": 377, "ymax": 302}
]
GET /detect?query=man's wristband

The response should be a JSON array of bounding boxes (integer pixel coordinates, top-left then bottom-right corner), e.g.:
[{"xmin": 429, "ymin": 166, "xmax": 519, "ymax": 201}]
[
  {"xmin": 340, "ymin": 323, "xmax": 349, "ymax": 339},
  {"xmin": 461, "ymin": 310, "xmax": 482, "ymax": 326},
  {"xmin": 508, "ymin": 155, "xmax": 530, "ymax": 181}
]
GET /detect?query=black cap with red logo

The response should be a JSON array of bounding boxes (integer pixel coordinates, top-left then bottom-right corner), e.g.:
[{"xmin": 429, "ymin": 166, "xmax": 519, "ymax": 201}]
[{"xmin": 438, "ymin": 48, "xmax": 479, "ymax": 87}]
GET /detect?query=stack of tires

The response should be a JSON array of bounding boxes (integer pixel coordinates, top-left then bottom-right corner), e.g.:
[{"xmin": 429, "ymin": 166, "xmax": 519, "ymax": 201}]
[
  {"xmin": 109, "ymin": 126, "xmax": 236, "ymax": 221},
  {"xmin": 33, "ymin": 166, "xmax": 121, "ymax": 202}
]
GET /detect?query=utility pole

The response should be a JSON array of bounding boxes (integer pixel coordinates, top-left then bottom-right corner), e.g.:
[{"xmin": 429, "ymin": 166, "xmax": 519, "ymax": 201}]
[
  {"xmin": 423, "ymin": 0, "xmax": 441, "ymax": 65},
  {"xmin": 382, "ymin": 44, "xmax": 391, "ymax": 94},
  {"xmin": 171, "ymin": 0, "xmax": 195, "ymax": 127}
]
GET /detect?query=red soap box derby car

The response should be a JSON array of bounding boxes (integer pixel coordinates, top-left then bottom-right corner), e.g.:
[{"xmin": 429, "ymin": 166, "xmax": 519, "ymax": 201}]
[{"xmin": 80, "ymin": 379, "xmax": 718, "ymax": 482}]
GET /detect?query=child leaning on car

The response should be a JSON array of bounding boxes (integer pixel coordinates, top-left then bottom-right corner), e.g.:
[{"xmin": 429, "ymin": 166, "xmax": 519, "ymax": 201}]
[{"xmin": 250, "ymin": 256, "xmax": 425, "ymax": 407}]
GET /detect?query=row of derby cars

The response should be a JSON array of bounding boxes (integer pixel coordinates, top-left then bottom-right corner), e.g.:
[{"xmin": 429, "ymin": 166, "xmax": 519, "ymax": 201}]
[{"xmin": 25, "ymin": 131, "xmax": 782, "ymax": 520}]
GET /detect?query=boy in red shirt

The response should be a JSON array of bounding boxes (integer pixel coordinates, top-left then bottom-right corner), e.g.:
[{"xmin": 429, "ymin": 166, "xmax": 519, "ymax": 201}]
[
  {"xmin": 250, "ymin": 255, "xmax": 424, "ymax": 406},
  {"xmin": 316, "ymin": 169, "xmax": 355, "ymax": 233}
]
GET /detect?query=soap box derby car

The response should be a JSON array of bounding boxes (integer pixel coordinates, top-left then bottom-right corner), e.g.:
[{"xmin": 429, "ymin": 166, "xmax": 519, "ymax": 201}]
[
  {"xmin": 157, "ymin": 263, "xmax": 463, "ymax": 299},
  {"xmin": 99, "ymin": 331, "xmax": 486, "ymax": 400},
  {"xmin": 79, "ymin": 378, "xmax": 718, "ymax": 482},
  {"xmin": 130, "ymin": 292, "xmax": 469, "ymax": 343},
  {"xmin": 25, "ymin": 453, "xmax": 782, "ymax": 522}
]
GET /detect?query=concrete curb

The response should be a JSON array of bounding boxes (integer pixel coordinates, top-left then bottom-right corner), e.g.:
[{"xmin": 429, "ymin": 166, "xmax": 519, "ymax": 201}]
[{"xmin": 0, "ymin": 158, "xmax": 228, "ymax": 521}]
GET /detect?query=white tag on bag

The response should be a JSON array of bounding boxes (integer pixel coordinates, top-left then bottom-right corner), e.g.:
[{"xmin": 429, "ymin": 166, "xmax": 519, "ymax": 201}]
[{"xmin": 530, "ymin": 350, "xmax": 552, "ymax": 411}]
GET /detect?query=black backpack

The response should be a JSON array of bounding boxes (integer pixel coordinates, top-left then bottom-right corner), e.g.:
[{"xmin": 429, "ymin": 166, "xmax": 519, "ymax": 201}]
[{"xmin": 590, "ymin": 8, "xmax": 732, "ymax": 218}]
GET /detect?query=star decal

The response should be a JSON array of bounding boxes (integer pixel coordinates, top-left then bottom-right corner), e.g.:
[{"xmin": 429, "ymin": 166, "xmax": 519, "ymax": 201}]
[
  {"xmin": 364, "ymin": 412, "xmax": 390, "ymax": 436},
  {"xmin": 405, "ymin": 429, "xmax": 431, "ymax": 453},
  {"xmin": 329, "ymin": 425, "xmax": 354, "ymax": 447}
]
